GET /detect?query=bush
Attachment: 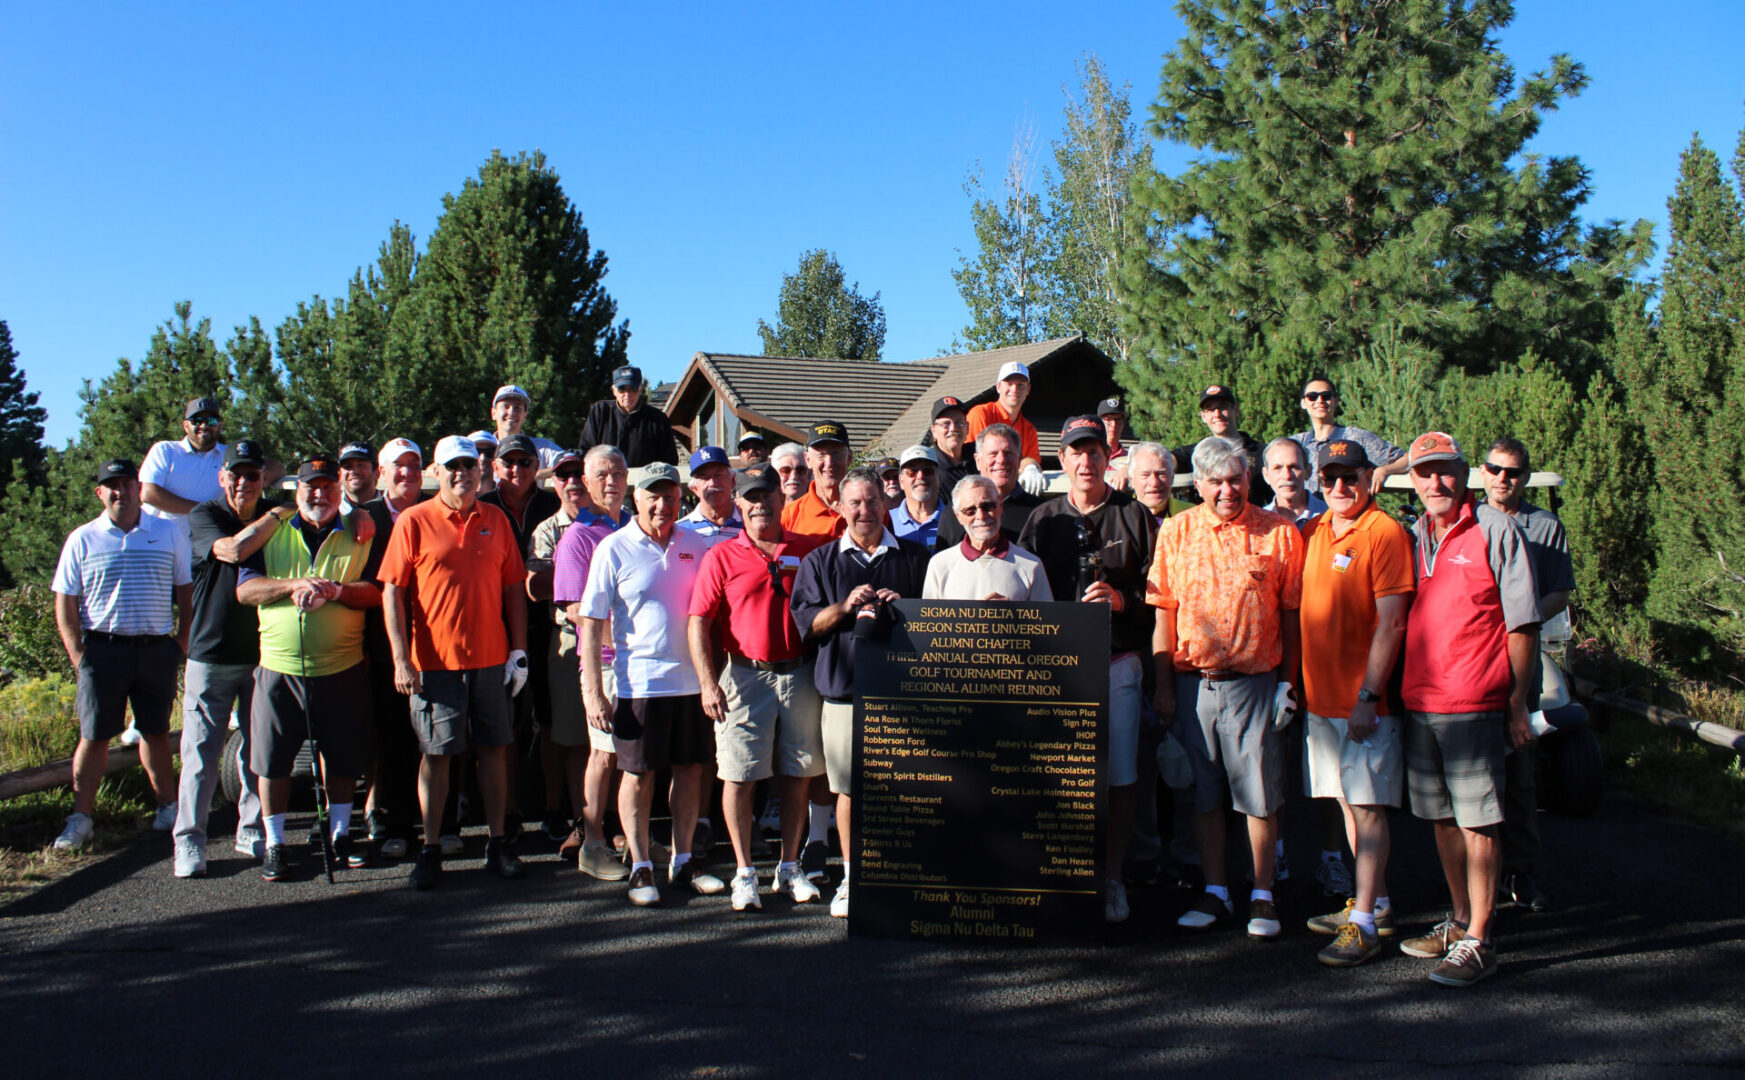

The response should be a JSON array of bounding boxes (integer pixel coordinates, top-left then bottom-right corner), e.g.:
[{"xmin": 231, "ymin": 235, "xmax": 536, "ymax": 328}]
[
  {"xmin": 0, "ymin": 674, "xmax": 78, "ymax": 771},
  {"xmin": 0, "ymin": 586, "xmax": 67, "ymax": 683}
]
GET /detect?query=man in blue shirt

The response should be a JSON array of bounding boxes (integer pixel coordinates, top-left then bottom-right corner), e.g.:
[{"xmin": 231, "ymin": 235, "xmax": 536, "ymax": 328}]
[{"xmin": 888, "ymin": 445, "xmax": 943, "ymax": 549}]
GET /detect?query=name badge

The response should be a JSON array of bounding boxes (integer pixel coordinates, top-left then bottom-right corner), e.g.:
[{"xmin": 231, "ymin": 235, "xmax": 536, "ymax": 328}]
[
  {"xmin": 1332, "ymin": 551, "xmax": 1354, "ymax": 573},
  {"xmin": 778, "ymin": 555, "xmax": 801, "ymax": 568}
]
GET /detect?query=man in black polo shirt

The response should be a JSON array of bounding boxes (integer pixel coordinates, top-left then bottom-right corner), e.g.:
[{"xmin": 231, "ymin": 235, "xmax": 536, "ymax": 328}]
[
  {"xmin": 171, "ymin": 439, "xmax": 280, "ymax": 877},
  {"xmin": 789, "ymin": 466, "xmax": 930, "ymax": 920}
]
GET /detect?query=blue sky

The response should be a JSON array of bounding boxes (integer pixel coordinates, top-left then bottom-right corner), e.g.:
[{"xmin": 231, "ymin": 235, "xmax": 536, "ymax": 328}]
[{"xmin": 3, "ymin": 1, "xmax": 1742, "ymax": 445}]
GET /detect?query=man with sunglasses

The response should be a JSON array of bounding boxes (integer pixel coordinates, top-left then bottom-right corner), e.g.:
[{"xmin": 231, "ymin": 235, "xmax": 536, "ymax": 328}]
[
  {"xmin": 141, "ymin": 396, "xmax": 228, "ymax": 534},
  {"xmin": 1291, "ymin": 378, "xmax": 1408, "ymax": 493},
  {"xmin": 170, "ymin": 439, "xmax": 280, "ymax": 876},
  {"xmin": 924, "ymin": 397, "xmax": 977, "ymax": 496},
  {"xmin": 889, "ymin": 445, "xmax": 943, "ymax": 549},
  {"xmin": 769, "ymin": 442, "xmax": 811, "ymax": 503},
  {"xmin": 1398, "ymin": 431, "xmax": 1540, "ymax": 987},
  {"xmin": 688, "ymin": 463, "xmax": 829, "ymax": 911},
  {"xmin": 1480, "ymin": 437, "xmax": 1573, "ymax": 915},
  {"xmin": 579, "ymin": 365, "xmax": 679, "ymax": 469},
  {"xmin": 466, "ymin": 431, "xmax": 499, "ymax": 494},
  {"xmin": 923, "ymin": 475, "xmax": 1052, "ymax": 602},
  {"xmin": 1299, "ymin": 441, "xmax": 1415, "ymax": 966},
  {"xmin": 380, "ymin": 435, "xmax": 530, "ymax": 889}
]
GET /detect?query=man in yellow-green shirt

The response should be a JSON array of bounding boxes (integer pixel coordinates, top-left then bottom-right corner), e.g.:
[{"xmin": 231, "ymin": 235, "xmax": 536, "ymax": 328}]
[{"xmin": 237, "ymin": 455, "xmax": 380, "ymax": 881}]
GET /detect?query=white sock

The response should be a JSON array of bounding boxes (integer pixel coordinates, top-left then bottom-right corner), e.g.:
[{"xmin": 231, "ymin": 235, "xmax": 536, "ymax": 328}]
[
  {"xmin": 631, "ymin": 859, "xmax": 654, "ymax": 874},
  {"xmin": 1251, "ymin": 888, "xmax": 1274, "ymax": 903},
  {"xmin": 671, "ymin": 851, "xmax": 691, "ymax": 870},
  {"xmin": 736, "ymin": 865, "xmax": 756, "ymax": 879},
  {"xmin": 1376, "ymin": 895, "xmax": 1391, "ymax": 912},
  {"xmin": 808, "ymin": 802, "xmax": 831, "ymax": 845},
  {"xmin": 841, "ymin": 859, "xmax": 852, "ymax": 884},
  {"xmin": 1321, "ymin": 849, "xmax": 1342, "ymax": 864},
  {"xmin": 265, "ymin": 813, "xmax": 287, "ymax": 846},
  {"xmin": 330, "ymin": 804, "xmax": 352, "ymax": 839},
  {"xmin": 778, "ymin": 860, "xmax": 798, "ymax": 875},
  {"xmin": 1205, "ymin": 884, "xmax": 1229, "ymax": 903},
  {"xmin": 1351, "ymin": 909, "xmax": 1378, "ymax": 935}
]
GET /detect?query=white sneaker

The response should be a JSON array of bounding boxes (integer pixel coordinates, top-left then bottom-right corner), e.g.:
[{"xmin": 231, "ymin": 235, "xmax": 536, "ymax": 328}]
[
  {"xmin": 439, "ymin": 834, "xmax": 464, "ymax": 856},
  {"xmin": 757, "ymin": 797, "xmax": 783, "ymax": 837},
  {"xmin": 118, "ymin": 726, "xmax": 142, "ymax": 747},
  {"xmin": 731, "ymin": 871, "xmax": 762, "ymax": 912},
  {"xmin": 234, "ymin": 831, "xmax": 265, "ymax": 858},
  {"xmin": 773, "ymin": 864, "xmax": 822, "ymax": 903},
  {"xmin": 380, "ymin": 837, "xmax": 409, "ymax": 859},
  {"xmin": 151, "ymin": 802, "xmax": 178, "ymax": 832},
  {"xmin": 53, "ymin": 812, "xmax": 94, "ymax": 851},
  {"xmin": 830, "ymin": 880, "xmax": 851, "ymax": 918},
  {"xmin": 173, "ymin": 839, "xmax": 207, "ymax": 878},
  {"xmin": 1105, "ymin": 878, "xmax": 1130, "ymax": 923}
]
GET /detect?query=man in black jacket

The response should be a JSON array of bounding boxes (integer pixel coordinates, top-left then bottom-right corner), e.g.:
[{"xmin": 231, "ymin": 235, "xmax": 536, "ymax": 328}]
[{"xmin": 579, "ymin": 365, "xmax": 678, "ymax": 468}]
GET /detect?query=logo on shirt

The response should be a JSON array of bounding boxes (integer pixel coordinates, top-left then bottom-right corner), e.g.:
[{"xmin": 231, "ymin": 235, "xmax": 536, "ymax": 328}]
[
  {"xmin": 480, "ymin": 529, "xmax": 492, "ymax": 536},
  {"xmin": 678, "ymin": 552, "xmax": 695, "ymax": 562},
  {"xmin": 1446, "ymin": 552, "xmax": 1472, "ymax": 566}
]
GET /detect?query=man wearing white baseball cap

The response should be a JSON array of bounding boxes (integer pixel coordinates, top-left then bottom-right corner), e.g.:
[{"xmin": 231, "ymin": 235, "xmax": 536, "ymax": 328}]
[
  {"xmin": 490, "ymin": 385, "xmax": 564, "ymax": 470},
  {"xmin": 889, "ymin": 444, "xmax": 943, "ymax": 549},
  {"xmin": 966, "ymin": 361, "xmax": 1047, "ymax": 496}
]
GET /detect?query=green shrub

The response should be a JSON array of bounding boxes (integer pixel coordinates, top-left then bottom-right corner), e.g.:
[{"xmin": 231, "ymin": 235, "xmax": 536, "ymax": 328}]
[
  {"xmin": 0, "ymin": 585, "xmax": 68, "ymax": 683},
  {"xmin": 0, "ymin": 674, "xmax": 78, "ymax": 771}
]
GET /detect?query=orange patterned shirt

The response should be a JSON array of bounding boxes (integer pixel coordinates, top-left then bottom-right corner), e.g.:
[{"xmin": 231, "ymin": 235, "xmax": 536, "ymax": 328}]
[{"xmin": 1147, "ymin": 502, "xmax": 1304, "ymax": 674}]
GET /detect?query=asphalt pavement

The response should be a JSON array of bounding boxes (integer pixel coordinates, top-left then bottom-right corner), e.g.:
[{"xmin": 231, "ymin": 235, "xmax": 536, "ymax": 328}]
[{"xmin": 3, "ymin": 792, "xmax": 1742, "ymax": 1078}]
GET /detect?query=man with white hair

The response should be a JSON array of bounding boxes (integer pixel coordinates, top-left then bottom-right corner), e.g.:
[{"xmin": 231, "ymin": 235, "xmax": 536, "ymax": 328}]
[
  {"xmin": 1150, "ymin": 435, "xmax": 1304, "ymax": 939},
  {"xmin": 924, "ymin": 476, "xmax": 1052, "ymax": 602},
  {"xmin": 1127, "ymin": 442, "xmax": 1190, "ymax": 526},
  {"xmin": 934, "ymin": 424, "xmax": 1043, "ymax": 552},
  {"xmin": 769, "ymin": 441, "xmax": 811, "ymax": 504}
]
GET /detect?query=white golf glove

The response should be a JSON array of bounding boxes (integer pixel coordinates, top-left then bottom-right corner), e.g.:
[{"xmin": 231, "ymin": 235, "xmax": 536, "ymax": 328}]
[
  {"xmin": 1018, "ymin": 463, "xmax": 1046, "ymax": 496},
  {"xmin": 505, "ymin": 649, "xmax": 529, "ymax": 696},
  {"xmin": 1272, "ymin": 681, "xmax": 1298, "ymax": 731}
]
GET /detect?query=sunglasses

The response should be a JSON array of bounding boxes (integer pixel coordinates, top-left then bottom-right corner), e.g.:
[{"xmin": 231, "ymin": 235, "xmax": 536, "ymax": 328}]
[
  {"xmin": 554, "ymin": 469, "xmax": 583, "ymax": 481},
  {"xmin": 443, "ymin": 460, "xmax": 480, "ymax": 472},
  {"xmin": 1482, "ymin": 462, "xmax": 1526, "ymax": 480},
  {"xmin": 230, "ymin": 469, "xmax": 262, "ymax": 482},
  {"xmin": 1303, "ymin": 391, "xmax": 1337, "ymax": 403},
  {"xmin": 1319, "ymin": 472, "xmax": 1362, "ymax": 489},
  {"xmin": 188, "ymin": 416, "xmax": 221, "ymax": 427},
  {"xmin": 766, "ymin": 560, "xmax": 787, "ymax": 597},
  {"xmin": 500, "ymin": 456, "xmax": 538, "ymax": 470},
  {"xmin": 960, "ymin": 501, "xmax": 1000, "ymax": 517}
]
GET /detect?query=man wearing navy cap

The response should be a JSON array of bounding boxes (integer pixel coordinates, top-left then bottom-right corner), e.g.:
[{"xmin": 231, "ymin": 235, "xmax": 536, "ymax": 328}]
[
  {"xmin": 337, "ymin": 441, "xmax": 379, "ymax": 513},
  {"xmin": 678, "ymin": 446, "xmax": 743, "ymax": 547},
  {"xmin": 579, "ymin": 365, "xmax": 678, "ymax": 468},
  {"xmin": 1172, "ymin": 385, "xmax": 1273, "ymax": 507}
]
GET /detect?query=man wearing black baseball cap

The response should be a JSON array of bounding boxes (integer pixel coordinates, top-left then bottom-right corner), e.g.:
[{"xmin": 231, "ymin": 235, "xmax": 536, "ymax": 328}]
[
  {"xmin": 922, "ymin": 396, "xmax": 977, "ymax": 496},
  {"xmin": 781, "ymin": 421, "xmax": 855, "ymax": 545},
  {"xmin": 337, "ymin": 441, "xmax": 378, "ymax": 513},
  {"xmin": 579, "ymin": 365, "xmax": 679, "ymax": 468},
  {"xmin": 1171, "ymin": 385, "xmax": 1273, "ymax": 507},
  {"xmin": 141, "ymin": 397, "xmax": 228, "ymax": 534}
]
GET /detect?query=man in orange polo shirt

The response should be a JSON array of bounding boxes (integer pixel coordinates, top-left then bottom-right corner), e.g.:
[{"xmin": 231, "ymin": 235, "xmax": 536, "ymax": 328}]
[
  {"xmin": 380, "ymin": 435, "xmax": 530, "ymax": 890},
  {"xmin": 965, "ymin": 361, "xmax": 1046, "ymax": 495},
  {"xmin": 1298, "ymin": 440, "xmax": 1414, "ymax": 967},
  {"xmin": 1149, "ymin": 435, "xmax": 1304, "ymax": 940},
  {"xmin": 780, "ymin": 421, "xmax": 854, "ymax": 544}
]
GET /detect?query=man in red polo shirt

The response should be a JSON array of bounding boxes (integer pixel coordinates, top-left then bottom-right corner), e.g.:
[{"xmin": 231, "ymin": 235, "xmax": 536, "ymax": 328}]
[
  {"xmin": 688, "ymin": 463, "xmax": 827, "ymax": 911},
  {"xmin": 1398, "ymin": 431, "xmax": 1540, "ymax": 988},
  {"xmin": 380, "ymin": 435, "xmax": 530, "ymax": 890}
]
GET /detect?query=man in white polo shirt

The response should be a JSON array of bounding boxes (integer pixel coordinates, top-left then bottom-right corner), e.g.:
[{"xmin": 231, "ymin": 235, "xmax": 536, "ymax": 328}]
[
  {"xmin": 578, "ymin": 462, "xmax": 725, "ymax": 906},
  {"xmin": 141, "ymin": 397, "xmax": 227, "ymax": 531},
  {"xmin": 51, "ymin": 458, "xmax": 193, "ymax": 850}
]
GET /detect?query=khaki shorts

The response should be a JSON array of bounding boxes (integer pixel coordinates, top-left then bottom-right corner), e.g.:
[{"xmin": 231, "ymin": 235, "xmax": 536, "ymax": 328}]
[
  {"xmin": 551, "ymin": 631, "xmax": 619, "ymax": 753},
  {"xmin": 714, "ymin": 661, "xmax": 824, "ymax": 783},
  {"xmin": 1304, "ymin": 712, "xmax": 1403, "ymax": 808},
  {"xmin": 1406, "ymin": 710, "xmax": 1506, "ymax": 828},
  {"xmin": 822, "ymin": 699, "xmax": 855, "ymax": 795}
]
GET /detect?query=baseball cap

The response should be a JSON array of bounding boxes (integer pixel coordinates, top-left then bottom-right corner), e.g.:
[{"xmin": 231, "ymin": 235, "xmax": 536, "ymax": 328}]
[
  {"xmin": 1407, "ymin": 431, "xmax": 1464, "ymax": 467},
  {"xmin": 807, "ymin": 421, "xmax": 850, "ymax": 449},
  {"xmin": 493, "ymin": 384, "xmax": 531, "ymax": 406},
  {"xmin": 689, "ymin": 446, "xmax": 730, "ymax": 472},
  {"xmin": 737, "ymin": 430, "xmax": 766, "ymax": 448},
  {"xmin": 1199, "ymin": 384, "xmax": 1236, "ymax": 407},
  {"xmin": 734, "ymin": 463, "xmax": 780, "ymax": 498},
  {"xmin": 185, "ymin": 396, "xmax": 222, "ymax": 420},
  {"xmin": 1096, "ymin": 396, "xmax": 1125, "ymax": 417},
  {"xmin": 297, "ymin": 455, "xmax": 340, "ymax": 483},
  {"xmin": 223, "ymin": 440, "xmax": 266, "ymax": 468},
  {"xmin": 612, "ymin": 365, "xmax": 644, "ymax": 390},
  {"xmin": 996, "ymin": 361, "xmax": 1031, "ymax": 383},
  {"xmin": 899, "ymin": 444, "xmax": 940, "ymax": 469},
  {"xmin": 465, "ymin": 430, "xmax": 498, "ymax": 454},
  {"xmin": 497, "ymin": 434, "xmax": 538, "ymax": 461},
  {"xmin": 433, "ymin": 435, "xmax": 480, "ymax": 466},
  {"xmin": 96, "ymin": 458, "xmax": 138, "ymax": 483},
  {"xmin": 931, "ymin": 396, "xmax": 968, "ymax": 421},
  {"xmin": 874, "ymin": 457, "xmax": 900, "ymax": 476},
  {"xmin": 633, "ymin": 462, "xmax": 681, "ymax": 491},
  {"xmin": 550, "ymin": 449, "xmax": 582, "ymax": 471},
  {"xmin": 1318, "ymin": 439, "xmax": 1373, "ymax": 470},
  {"xmin": 1060, "ymin": 415, "xmax": 1105, "ymax": 447},
  {"xmin": 338, "ymin": 440, "xmax": 373, "ymax": 464},
  {"xmin": 377, "ymin": 438, "xmax": 422, "ymax": 468}
]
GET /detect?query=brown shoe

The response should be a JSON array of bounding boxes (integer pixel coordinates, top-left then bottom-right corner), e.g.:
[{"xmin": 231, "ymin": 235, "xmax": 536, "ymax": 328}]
[
  {"xmin": 1428, "ymin": 938, "xmax": 1498, "ymax": 987},
  {"xmin": 1400, "ymin": 916, "xmax": 1467, "ymax": 959},
  {"xmin": 1246, "ymin": 898, "xmax": 1282, "ymax": 939}
]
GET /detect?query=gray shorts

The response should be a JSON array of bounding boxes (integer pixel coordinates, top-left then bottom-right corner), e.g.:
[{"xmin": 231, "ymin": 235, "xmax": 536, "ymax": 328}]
[
  {"xmin": 714, "ymin": 661, "xmax": 824, "ymax": 783},
  {"xmin": 1174, "ymin": 670, "xmax": 1286, "ymax": 818},
  {"xmin": 76, "ymin": 635, "xmax": 180, "ymax": 742},
  {"xmin": 410, "ymin": 667, "xmax": 515, "ymax": 756},
  {"xmin": 1304, "ymin": 712, "xmax": 1403, "ymax": 808},
  {"xmin": 249, "ymin": 662, "xmax": 368, "ymax": 779},
  {"xmin": 1406, "ymin": 710, "xmax": 1506, "ymax": 828},
  {"xmin": 1108, "ymin": 653, "xmax": 1143, "ymax": 788}
]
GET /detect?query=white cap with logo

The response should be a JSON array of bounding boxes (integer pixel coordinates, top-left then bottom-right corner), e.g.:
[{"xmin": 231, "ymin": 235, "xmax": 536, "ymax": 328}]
[
  {"xmin": 377, "ymin": 437, "xmax": 422, "ymax": 468},
  {"xmin": 996, "ymin": 361, "xmax": 1031, "ymax": 383},
  {"xmin": 433, "ymin": 435, "xmax": 479, "ymax": 466}
]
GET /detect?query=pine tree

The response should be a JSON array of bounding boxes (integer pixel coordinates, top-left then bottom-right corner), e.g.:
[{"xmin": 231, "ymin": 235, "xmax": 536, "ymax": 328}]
[
  {"xmin": 1116, "ymin": 0, "xmax": 1651, "ymax": 440},
  {"xmin": 757, "ymin": 249, "xmax": 887, "ymax": 359},
  {"xmin": 77, "ymin": 301, "xmax": 234, "ymax": 462},
  {"xmin": 393, "ymin": 151, "xmax": 629, "ymax": 445},
  {"xmin": 0, "ymin": 320, "xmax": 47, "ymax": 500}
]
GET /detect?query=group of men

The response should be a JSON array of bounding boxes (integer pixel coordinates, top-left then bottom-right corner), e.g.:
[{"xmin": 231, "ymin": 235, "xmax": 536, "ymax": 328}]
[{"xmin": 47, "ymin": 364, "xmax": 1572, "ymax": 989}]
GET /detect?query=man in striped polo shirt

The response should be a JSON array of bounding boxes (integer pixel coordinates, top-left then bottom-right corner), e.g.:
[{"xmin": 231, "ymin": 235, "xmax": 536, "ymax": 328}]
[{"xmin": 51, "ymin": 458, "xmax": 193, "ymax": 850}]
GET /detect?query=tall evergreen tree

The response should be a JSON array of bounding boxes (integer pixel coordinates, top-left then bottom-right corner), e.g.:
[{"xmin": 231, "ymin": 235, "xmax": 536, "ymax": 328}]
[
  {"xmin": 1117, "ymin": 0, "xmax": 1651, "ymax": 440},
  {"xmin": 0, "ymin": 320, "xmax": 47, "ymax": 499},
  {"xmin": 78, "ymin": 301, "xmax": 233, "ymax": 461},
  {"xmin": 757, "ymin": 249, "xmax": 887, "ymax": 359},
  {"xmin": 393, "ymin": 151, "xmax": 628, "ymax": 445}
]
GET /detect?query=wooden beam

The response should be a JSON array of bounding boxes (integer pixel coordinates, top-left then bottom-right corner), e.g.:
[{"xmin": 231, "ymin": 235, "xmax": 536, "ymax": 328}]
[
  {"xmin": 1572, "ymin": 678, "xmax": 1745, "ymax": 753},
  {"xmin": 0, "ymin": 731, "xmax": 181, "ymax": 801}
]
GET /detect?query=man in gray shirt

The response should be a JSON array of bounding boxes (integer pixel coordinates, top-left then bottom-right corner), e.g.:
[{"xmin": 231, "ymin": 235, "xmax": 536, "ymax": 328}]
[
  {"xmin": 1481, "ymin": 437, "xmax": 1574, "ymax": 914},
  {"xmin": 1291, "ymin": 377, "xmax": 1408, "ymax": 493}
]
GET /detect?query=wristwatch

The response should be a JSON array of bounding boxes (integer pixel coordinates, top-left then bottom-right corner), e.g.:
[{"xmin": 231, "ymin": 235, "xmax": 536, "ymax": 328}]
[{"xmin": 1356, "ymin": 687, "xmax": 1381, "ymax": 704}]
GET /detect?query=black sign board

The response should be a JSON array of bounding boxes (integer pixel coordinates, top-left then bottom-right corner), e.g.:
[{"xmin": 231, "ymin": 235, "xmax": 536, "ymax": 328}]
[{"xmin": 850, "ymin": 599, "xmax": 1109, "ymax": 942}]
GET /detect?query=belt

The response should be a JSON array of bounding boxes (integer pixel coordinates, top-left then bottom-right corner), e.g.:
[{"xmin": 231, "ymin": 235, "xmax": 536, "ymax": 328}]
[
  {"xmin": 1198, "ymin": 669, "xmax": 1250, "ymax": 682},
  {"xmin": 729, "ymin": 653, "xmax": 802, "ymax": 675},
  {"xmin": 84, "ymin": 631, "xmax": 169, "ymax": 645}
]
